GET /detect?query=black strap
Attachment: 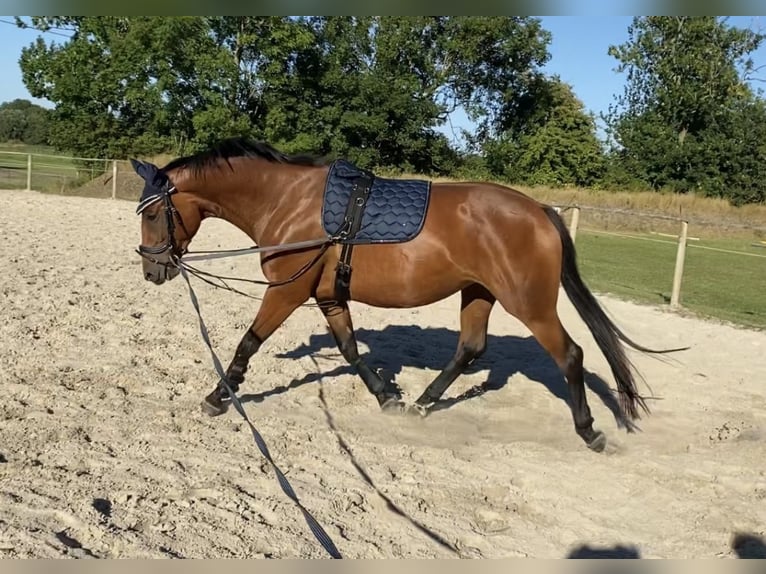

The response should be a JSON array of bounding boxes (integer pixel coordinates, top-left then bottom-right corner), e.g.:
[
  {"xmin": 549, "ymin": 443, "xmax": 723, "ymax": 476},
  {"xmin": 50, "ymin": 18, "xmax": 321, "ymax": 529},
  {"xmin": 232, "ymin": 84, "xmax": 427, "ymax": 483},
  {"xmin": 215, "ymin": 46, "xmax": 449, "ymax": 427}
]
[
  {"xmin": 334, "ymin": 173, "xmax": 374, "ymax": 302},
  {"xmin": 178, "ymin": 264, "xmax": 342, "ymax": 559}
]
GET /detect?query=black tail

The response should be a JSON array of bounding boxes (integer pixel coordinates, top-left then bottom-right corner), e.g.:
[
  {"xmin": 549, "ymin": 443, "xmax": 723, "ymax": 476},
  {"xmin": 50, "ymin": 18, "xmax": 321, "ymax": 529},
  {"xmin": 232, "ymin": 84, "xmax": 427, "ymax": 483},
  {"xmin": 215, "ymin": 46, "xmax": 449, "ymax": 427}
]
[{"xmin": 542, "ymin": 206, "xmax": 688, "ymax": 420}]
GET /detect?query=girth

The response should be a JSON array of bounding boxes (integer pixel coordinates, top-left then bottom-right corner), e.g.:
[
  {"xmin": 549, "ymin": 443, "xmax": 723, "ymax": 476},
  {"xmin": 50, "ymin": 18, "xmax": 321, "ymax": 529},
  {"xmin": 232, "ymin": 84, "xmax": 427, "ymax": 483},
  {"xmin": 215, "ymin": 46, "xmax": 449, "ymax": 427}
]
[{"xmin": 333, "ymin": 171, "xmax": 374, "ymax": 302}]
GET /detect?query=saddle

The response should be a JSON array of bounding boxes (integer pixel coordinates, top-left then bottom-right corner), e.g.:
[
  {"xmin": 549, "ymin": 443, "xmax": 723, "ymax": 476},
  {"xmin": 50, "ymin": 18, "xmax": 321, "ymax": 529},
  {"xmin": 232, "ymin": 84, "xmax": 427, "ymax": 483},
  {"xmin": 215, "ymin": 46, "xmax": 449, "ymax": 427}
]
[{"xmin": 320, "ymin": 159, "xmax": 432, "ymax": 302}]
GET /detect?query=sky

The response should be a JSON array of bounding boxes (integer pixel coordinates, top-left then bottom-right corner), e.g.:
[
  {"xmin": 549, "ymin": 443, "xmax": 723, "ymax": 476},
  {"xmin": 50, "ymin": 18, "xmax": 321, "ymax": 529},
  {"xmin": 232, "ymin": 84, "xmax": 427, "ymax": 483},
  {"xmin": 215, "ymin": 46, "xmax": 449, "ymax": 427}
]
[{"xmin": 1, "ymin": 16, "xmax": 766, "ymax": 144}]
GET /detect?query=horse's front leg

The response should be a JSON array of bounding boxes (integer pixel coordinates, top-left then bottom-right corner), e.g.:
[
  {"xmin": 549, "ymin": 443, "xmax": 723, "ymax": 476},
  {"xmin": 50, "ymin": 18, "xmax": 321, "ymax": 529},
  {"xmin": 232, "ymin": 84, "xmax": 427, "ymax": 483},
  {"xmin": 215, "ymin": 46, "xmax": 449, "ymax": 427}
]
[
  {"xmin": 201, "ymin": 286, "xmax": 307, "ymax": 416},
  {"xmin": 319, "ymin": 301, "xmax": 404, "ymax": 412}
]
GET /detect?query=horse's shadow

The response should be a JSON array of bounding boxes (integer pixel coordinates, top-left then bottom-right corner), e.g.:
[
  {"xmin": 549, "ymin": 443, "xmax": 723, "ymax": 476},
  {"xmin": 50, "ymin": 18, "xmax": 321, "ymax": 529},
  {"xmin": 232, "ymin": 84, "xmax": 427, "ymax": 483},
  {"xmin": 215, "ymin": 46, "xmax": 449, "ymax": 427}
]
[
  {"xmin": 567, "ymin": 543, "xmax": 642, "ymax": 558},
  {"xmin": 731, "ymin": 532, "xmax": 766, "ymax": 559},
  {"xmin": 240, "ymin": 324, "xmax": 633, "ymax": 430}
]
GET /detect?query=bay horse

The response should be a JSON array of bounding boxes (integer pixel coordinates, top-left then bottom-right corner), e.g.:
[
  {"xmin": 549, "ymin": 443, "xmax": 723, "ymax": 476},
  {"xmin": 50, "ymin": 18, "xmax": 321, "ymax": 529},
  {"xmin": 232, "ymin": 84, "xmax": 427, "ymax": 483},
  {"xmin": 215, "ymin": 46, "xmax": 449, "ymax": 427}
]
[{"xmin": 133, "ymin": 137, "xmax": 684, "ymax": 453}]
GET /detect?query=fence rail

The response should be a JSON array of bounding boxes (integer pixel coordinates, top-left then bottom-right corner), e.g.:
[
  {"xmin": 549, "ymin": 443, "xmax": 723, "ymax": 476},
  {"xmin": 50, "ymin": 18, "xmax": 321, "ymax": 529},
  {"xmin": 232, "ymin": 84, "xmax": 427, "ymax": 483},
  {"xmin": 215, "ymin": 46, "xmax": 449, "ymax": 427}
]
[
  {"xmin": 552, "ymin": 203, "xmax": 764, "ymax": 328},
  {"xmin": 3, "ymin": 148, "xmax": 765, "ymax": 328},
  {"xmin": 0, "ymin": 149, "xmax": 117, "ymax": 196}
]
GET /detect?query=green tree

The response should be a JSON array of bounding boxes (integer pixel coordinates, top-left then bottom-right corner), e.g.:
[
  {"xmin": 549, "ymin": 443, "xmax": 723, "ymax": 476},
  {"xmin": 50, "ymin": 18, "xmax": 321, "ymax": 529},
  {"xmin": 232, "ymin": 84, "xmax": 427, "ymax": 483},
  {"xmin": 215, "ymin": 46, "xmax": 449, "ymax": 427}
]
[
  {"xmin": 305, "ymin": 16, "xmax": 459, "ymax": 172},
  {"xmin": 206, "ymin": 16, "xmax": 317, "ymax": 148},
  {"xmin": 0, "ymin": 107, "xmax": 26, "ymax": 142},
  {"xmin": 18, "ymin": 17, "xmax": 249, "ymax": 158},
  {"xmin": 484, "ymin": 78, "xmax": 606, "ymax": 187},
  {"xmin": 15, "ymin": 16, "xmax": 556, "ymax": 178},
  {"xmin": 264, "ymin": 16, "xmax": 552, "ymax": 174},
  {"xmin": 0, "ymin": 98, "xmax": 50, "ymax": 144},
  {"xmin": 604, "ymin": 16, "xmax": 766, "ymax": 203},
  {"xmin": 436, "ymin": 16, "xmax": 553, "ymax": 143}
]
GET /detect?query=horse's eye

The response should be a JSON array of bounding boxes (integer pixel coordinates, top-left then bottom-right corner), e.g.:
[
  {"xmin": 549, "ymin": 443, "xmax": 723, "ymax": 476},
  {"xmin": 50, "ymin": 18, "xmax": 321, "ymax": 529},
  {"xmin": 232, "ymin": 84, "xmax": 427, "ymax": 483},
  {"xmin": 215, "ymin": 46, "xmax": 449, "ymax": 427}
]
[{"xmin": 146, "ymin": 212, "xmax": 158, "ymax": 222}]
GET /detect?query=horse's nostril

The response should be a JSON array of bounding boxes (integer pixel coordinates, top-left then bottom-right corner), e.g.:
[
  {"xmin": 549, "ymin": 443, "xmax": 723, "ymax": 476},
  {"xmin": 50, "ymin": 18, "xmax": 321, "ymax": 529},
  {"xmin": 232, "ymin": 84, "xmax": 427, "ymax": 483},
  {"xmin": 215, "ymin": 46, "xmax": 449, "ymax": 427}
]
[{"xmin": 145, "ymin": 272, "xmax": 153, "ymax": 280}]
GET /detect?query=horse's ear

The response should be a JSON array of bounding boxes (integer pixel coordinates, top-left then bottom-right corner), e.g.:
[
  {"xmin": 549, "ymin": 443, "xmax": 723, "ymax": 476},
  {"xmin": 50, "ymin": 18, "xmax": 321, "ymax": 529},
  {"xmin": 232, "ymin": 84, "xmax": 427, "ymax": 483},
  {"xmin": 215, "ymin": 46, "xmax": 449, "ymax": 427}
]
[{"xmin": 130, "ymin": 158, "xmax": 145, "ymax": 177}]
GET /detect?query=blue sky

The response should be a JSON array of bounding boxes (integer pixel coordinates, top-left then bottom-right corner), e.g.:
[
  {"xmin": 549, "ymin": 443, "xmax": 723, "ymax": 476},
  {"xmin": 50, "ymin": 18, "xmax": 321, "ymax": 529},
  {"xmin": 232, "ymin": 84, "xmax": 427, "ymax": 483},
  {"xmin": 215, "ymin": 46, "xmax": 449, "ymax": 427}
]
[{"xmin": 2, "ymin": 16, "xmax": 765, "ymax": 143}]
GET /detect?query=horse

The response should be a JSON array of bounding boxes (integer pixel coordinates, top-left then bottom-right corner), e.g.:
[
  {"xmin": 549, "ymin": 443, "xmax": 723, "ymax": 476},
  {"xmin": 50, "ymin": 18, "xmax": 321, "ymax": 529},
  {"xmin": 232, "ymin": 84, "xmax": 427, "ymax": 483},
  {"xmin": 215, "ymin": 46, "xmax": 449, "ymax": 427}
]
[{"xmin": 132, "ymin": 136, "xmax": 685, "ymax": 453}]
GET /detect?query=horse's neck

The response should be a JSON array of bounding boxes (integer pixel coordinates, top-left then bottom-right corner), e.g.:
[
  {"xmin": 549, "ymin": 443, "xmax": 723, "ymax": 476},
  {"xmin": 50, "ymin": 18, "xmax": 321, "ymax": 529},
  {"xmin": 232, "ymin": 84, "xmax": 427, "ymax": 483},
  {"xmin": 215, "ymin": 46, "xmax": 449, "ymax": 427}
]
[{"xmin": 194, "ymin": 162, "xmax": 305, "ymax": 245}]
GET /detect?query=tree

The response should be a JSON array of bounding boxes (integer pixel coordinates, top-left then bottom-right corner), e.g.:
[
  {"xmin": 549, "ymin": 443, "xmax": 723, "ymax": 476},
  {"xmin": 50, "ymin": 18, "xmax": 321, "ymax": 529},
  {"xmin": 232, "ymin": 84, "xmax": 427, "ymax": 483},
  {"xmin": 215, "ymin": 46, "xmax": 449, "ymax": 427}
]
[
  {"xmin": 0, "ymin": 98, "xmax": 50, "ymax": 144},
  {"xmin": 18, "ymin": 17, "xmax": 251, "ymax": 158},
  {"xmin": 604, "ymin": 16, "xmax": 766, "ymax": 203},
  {"xmin": 436, "ymin": 16, "xmax": 553, "ymax": 144},
  {"xmin": 271, "ymin": 16, "xmax": 553, "ymax": 174},
  {"xmin": 15, "ymin": 16, "xmax": 556, "ymax": 178},
  {"xmin": 483, "ymin": 78, "xmax": 606, "ymax": 187}
]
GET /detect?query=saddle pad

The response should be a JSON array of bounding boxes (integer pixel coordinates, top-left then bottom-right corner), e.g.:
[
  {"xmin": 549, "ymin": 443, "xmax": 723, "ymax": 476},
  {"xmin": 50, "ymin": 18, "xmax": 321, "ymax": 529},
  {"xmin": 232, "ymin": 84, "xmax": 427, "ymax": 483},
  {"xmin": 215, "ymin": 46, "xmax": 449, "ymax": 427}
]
[{"xmin": 321, "ymin": 159, "xmax": 431, "ymax": 244}]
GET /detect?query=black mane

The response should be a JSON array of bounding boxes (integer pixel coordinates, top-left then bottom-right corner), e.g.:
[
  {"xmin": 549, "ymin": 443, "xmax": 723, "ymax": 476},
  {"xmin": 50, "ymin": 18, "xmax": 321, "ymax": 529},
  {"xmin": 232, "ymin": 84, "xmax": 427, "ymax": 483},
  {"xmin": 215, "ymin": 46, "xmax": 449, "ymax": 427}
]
[{"xmin": 160, "ymin": 136, "xmax": 331, "ymax": 175}]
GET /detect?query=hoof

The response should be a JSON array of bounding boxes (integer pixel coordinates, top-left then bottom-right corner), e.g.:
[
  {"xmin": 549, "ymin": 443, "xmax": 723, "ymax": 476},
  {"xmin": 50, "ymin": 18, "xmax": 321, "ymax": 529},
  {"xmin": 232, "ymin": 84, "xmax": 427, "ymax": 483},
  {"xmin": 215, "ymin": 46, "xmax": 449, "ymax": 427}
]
[
  {"xmin": 379, "ymin": 397, "xmax": 405, "ymax": 414},
  {"xmin": 406, "ymin": 403, "xmax": 430, "ymax": 418},
  {"xmin": 587, "ymin": 430, "xmax": 607, "ymax": 453},
  {"xmin": 200, "ymin": 397, "xmax": 227, "ymax": 417}
]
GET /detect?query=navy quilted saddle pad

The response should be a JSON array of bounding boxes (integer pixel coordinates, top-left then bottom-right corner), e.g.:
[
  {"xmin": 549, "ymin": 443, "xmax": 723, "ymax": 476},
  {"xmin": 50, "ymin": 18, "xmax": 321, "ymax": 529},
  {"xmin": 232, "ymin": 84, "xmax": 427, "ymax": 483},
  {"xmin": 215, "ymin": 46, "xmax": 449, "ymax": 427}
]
[{"xmin": 321, "ymin": 159, "xmax": 431, "ymax": 244}]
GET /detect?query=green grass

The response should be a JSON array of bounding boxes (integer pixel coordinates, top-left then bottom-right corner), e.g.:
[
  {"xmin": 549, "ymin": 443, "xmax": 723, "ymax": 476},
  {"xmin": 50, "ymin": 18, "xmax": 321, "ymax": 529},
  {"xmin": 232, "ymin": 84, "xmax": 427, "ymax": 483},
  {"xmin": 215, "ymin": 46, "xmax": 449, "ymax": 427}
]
[{"xmin": 575, "ymin": 230, "xmax": 766, "ymax": 330}]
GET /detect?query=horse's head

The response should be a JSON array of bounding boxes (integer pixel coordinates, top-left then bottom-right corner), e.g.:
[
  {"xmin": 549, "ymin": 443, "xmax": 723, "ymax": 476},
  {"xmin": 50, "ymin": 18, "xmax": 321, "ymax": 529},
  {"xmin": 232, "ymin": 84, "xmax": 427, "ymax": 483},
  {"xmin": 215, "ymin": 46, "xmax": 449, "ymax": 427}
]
[{"xmin": 131, "ymin": 159, "xmax": 201, "ymax": 285}]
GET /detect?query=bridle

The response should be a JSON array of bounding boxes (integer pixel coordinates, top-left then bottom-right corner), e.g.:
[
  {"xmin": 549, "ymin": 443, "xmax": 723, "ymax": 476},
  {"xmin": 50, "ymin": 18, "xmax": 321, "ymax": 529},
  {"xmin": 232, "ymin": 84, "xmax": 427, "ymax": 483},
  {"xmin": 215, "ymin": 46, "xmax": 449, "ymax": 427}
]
[
  {"xmin": 132, "ymin": 160, "xmax": 338, "ymax": 295},
  {"xmin": 134, "ymin": 175, "xmax": 195, "ymax": 277}
]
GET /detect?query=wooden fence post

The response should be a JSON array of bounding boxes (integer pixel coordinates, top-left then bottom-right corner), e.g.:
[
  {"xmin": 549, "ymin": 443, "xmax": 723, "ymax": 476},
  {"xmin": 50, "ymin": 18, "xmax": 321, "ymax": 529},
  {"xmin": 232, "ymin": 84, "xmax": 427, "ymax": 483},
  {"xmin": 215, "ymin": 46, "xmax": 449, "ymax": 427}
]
[
  {"xmin": 112, "ymin": 160, "xmax": 118, "ymax": 199},
  {"xmin": 26, "ymin": 154, "xmax": 32, "ymax": 191},
  {"xmin": 569, "ymin": 206, "xmax": 580, "ymax": 242},
  {"xmin": 670, "ymin": 220, "xmax": 689, "ymax": 309}
]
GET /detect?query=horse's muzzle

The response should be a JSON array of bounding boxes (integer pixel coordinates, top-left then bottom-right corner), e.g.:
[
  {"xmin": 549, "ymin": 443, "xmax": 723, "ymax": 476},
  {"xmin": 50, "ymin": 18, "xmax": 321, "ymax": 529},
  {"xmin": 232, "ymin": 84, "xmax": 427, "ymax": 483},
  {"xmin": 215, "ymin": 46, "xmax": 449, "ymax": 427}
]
[{"xmin": 141, "ymin": 253, "xmax": 179, "ymax": 285}]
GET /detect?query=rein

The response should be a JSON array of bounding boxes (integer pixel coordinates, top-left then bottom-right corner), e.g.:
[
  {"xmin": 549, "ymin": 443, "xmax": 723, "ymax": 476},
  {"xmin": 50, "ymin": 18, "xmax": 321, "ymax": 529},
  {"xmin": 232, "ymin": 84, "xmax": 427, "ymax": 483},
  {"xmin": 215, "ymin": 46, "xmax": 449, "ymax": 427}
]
[
  {"xmin": 174, "ymin": 242, "xmax": 337, "ymax": 309},
  {"xmin": 177, "ymin": 262, "xmax": 342, "ymax": 559},
  {"xmin": 134, "ymin": 173, "xmax": 343, "ymax": 558},
  {"xmin": 134, "ymin": 178, "xmax": 337, "ymax": 299},
  {"xmin": 181, "ymin": 238, "xmax": 332, "ymax": 262}
]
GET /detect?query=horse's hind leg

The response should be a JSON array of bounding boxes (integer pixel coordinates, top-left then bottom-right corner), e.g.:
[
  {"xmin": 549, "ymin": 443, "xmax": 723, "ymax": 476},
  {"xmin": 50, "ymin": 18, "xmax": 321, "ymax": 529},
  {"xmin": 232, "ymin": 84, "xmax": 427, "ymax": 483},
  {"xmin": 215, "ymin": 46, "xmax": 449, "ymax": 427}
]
[
  {"xmin": 410, "ymin": 284, "xmax": 495, "ymax": 414},
  {"xmin": 320, "ymin": 301, "xmax": 404, "ymax": 412},
  {"xmin": 522, "ymin": 311, "xmax": 606, "ymax": 452}
]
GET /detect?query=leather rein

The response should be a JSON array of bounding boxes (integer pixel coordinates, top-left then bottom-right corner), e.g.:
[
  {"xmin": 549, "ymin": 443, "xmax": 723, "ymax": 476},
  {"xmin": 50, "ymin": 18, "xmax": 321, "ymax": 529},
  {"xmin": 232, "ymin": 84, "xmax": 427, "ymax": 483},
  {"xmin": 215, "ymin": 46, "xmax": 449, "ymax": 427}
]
[{"xmin": 134, "ymin": 179, "xmax": 333, "ymax": 290}]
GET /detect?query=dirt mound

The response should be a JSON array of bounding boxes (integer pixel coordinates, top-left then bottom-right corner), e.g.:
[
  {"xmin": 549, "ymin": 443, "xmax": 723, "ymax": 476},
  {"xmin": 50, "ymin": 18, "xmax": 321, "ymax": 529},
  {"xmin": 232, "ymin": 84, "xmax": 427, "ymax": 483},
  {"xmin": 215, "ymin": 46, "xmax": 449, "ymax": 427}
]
[{"xmin": 67, "ymin": 164, "xmax": 140, "ymax": 200}]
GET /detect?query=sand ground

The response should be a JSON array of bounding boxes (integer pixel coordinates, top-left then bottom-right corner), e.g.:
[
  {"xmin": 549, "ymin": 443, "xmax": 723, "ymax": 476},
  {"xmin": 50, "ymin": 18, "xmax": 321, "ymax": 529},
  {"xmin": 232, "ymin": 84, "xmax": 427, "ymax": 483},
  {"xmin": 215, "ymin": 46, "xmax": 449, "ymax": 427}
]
[{"xmin": 0, "ymin": 189, "xmax": 764, "ymax": 559}]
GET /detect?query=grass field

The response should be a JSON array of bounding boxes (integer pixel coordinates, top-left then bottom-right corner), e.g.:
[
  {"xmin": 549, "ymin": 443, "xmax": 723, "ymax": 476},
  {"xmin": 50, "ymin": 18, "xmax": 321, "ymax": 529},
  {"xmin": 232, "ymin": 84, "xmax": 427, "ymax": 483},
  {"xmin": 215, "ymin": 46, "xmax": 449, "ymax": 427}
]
[
  {"xmin": 574, "ymin": 230, "xmax": 766, "ymax": 330},
  {"xmin": 2, "ymin": 141, "xmax": 765, "ymax": 330}
]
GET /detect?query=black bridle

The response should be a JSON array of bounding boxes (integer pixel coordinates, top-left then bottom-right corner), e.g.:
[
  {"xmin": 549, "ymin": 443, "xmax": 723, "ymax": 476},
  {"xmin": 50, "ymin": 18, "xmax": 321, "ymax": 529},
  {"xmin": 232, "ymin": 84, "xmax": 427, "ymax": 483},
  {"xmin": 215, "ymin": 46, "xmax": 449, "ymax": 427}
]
[
  {"xmin": 134, "ymin": 169, "xmax": 332, "ymax": 290},
  {"xmin": 134, "ymin": 179, "xmax": 190, "ymax": 269}
]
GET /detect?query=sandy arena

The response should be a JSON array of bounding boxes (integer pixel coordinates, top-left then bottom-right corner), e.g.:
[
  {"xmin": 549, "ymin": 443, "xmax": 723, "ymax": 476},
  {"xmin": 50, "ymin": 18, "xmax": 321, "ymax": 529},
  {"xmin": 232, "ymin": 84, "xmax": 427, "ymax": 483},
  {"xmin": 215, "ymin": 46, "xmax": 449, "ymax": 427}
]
[{"xmin": 0, "ymin": 188, "xmax": 764, "ymax": 559}]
